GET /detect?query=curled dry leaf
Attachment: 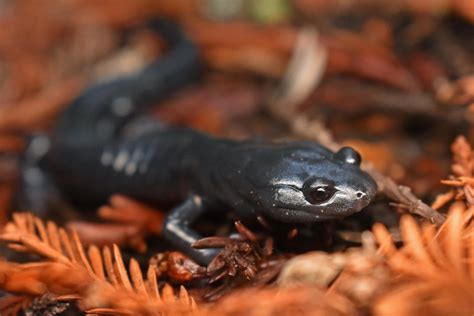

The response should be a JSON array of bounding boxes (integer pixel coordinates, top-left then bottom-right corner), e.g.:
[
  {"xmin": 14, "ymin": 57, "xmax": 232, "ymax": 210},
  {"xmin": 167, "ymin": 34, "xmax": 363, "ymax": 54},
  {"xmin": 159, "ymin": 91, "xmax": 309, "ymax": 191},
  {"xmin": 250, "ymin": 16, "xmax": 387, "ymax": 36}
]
[
  {"xmin": 278, "ymin": 236, "xmax": 390, "ymax": 309},
  {"xmin": 277, "ymin": 251, "xmax": 347, "ymax": 288},
  {"xmin": 149, "ymin": 251, "xmax": 207, "ymax": 282},
  {"xmin": 328, "ymin": 248, "xmax": 390, "ymax": 307}
]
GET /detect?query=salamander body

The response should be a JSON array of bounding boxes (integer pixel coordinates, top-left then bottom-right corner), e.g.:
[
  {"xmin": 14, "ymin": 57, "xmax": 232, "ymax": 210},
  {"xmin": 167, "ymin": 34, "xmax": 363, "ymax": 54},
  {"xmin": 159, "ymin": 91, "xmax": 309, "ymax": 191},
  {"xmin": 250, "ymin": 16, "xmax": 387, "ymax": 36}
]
[{"xmin": 42, "ymin": 20, "xmax": 377, "ymax": 264}]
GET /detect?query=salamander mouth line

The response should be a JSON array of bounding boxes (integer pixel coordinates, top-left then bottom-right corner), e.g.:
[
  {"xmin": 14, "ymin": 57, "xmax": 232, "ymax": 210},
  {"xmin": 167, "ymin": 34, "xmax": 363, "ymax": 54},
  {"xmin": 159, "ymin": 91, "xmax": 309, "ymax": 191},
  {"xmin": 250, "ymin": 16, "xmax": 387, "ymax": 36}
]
[{"xmin": 273, "ymin": 204, "xmax": 352, "ymax": 219}]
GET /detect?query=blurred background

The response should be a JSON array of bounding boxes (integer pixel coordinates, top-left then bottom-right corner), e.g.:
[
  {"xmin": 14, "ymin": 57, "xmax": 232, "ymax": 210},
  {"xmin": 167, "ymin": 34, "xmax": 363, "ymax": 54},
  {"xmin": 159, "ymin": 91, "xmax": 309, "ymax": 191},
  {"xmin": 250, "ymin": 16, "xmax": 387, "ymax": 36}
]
[{"xmin": 0, "ymin": 0, "xmax": 473, "ymax": 222}]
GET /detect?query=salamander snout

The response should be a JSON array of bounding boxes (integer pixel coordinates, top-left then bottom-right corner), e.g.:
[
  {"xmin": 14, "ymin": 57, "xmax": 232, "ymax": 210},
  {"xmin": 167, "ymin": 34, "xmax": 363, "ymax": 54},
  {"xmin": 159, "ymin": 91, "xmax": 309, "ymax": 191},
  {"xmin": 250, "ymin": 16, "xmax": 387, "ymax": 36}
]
[
  {"xmin": 349, "ymin": 177, "xmax": 377, "ymax": 213},
  {"xmin": 332, "ymin": 146, "xmax": 377, "ymax": 214}
]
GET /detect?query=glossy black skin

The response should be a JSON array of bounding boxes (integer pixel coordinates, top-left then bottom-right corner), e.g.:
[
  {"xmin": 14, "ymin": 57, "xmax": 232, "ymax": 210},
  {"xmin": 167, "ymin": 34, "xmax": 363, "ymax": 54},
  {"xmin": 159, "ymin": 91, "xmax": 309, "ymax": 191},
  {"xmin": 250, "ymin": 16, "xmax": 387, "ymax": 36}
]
[{"xmin": 42, "ymin": 20, "xmax": 377, "ymax": 265}]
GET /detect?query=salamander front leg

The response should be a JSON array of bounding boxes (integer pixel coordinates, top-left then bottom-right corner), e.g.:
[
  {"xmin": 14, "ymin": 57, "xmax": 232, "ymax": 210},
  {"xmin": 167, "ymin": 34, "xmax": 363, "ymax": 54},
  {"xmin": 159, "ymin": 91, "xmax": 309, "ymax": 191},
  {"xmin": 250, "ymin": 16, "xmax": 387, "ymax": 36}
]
[{"xmin": 162, "ymin": 195, "xmax": 219, "ymax": 265}]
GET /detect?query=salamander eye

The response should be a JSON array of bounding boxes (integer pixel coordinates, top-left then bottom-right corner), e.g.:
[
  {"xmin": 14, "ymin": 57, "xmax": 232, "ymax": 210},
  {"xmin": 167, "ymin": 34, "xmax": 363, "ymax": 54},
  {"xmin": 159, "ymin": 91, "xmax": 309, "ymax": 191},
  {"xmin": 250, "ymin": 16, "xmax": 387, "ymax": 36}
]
[{"xmin": 304, "ymin": 185, "xmax": 335, "ymax": 204}]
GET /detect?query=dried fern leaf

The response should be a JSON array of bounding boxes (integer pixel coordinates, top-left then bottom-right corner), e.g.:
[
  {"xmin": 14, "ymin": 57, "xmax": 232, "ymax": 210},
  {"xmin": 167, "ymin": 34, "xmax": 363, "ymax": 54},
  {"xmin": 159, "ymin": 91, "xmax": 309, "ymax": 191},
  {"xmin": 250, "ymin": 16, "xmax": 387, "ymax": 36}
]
[
  {"xmin": 129, "ymin": 258, "xmax": 148, "ymax": 296},
  {"xmin": 112, "ymin": 244, "xmax": 133, "ymax": 290},
  {"xmin": 73, "ymin": 230, "xmax": 95, "ymax": 275},
  {"xmin": 84, "ymin": 282, "xmax": 198, "ymax": 316},
  {"xmin": 46, "ymin": 220, "xmax": 62, "ymax": 252},
  {"xmin": 88, "ymin": 245, "xmax": 106, "ymax": 280},
  {"xmin": 373, "ymin": 205, "xmax": 474, "ymax": 316},
  {"xmin": 102, "ymin": 246, "xmax": 119, "ymax": 286},
  {"xmin": 146, "ymin": 265, "xmax": 162, "ymax": 303},
  {"xmin": 0, "ymin": 213, "xmax": 198, "ymax": 315},
  {"xmin": 442, "ymin": 205, "xmax": 464, "ymax": 273},
  {"xmin": 59, "ymin": 227, "xmax": 76, "ymax": 263},
  {"xmin": 399, "ymin": 215, "xmax": 438, "ymax": 275}
]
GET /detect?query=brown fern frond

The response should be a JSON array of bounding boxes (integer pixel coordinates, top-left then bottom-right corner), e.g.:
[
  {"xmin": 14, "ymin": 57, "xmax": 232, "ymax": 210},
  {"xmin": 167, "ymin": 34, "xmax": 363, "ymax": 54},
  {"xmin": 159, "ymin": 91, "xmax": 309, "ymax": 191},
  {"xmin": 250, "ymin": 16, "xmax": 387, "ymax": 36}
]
[
  {"xmin": 68, "ymin": 195, "xmax": 165, "ymax": 253},
  {"xmin": 1, "ymin": 212, "xmax": 101, "ymax": 270},
  {"xmin": 96, "ymin": 252, "xmax": 197, "ymax": 315},
  {"xmin": 0, "ymin": 212, "xmax": 198, "ymax": 315},
  {"xmin": 372, "ymin": 204, "xmax": 474, "ymax": 316},
  {"xmin": 84, "ymin": 283, "xmax": 197, "ymax": 316},
  {"xmin": 0, "ymin": 260, "xmax": 197, "ymax": 315},
  {"xmin": 0, "ymin": 261, "xmax": 91, "ymax": 296},
  {"xmin": 98, "ymin": 195, "xmax": 165, "ymax": 236}
]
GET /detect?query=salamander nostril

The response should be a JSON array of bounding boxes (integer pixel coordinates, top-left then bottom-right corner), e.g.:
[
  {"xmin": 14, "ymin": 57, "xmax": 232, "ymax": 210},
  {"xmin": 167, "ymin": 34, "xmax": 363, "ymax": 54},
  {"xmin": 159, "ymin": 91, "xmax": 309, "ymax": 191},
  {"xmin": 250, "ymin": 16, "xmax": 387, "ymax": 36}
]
[{"xmin": 356, "ymin": 192, "xmax": 364, "ymax": 199}]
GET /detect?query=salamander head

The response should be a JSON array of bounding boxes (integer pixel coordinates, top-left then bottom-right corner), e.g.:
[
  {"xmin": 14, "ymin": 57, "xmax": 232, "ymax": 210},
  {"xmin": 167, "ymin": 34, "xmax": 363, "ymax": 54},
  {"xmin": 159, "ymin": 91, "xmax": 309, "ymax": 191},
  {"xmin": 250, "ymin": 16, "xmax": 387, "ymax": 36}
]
[{"xmin": 225, "ymin": 142, "xmax": 377, "ymax": 223}]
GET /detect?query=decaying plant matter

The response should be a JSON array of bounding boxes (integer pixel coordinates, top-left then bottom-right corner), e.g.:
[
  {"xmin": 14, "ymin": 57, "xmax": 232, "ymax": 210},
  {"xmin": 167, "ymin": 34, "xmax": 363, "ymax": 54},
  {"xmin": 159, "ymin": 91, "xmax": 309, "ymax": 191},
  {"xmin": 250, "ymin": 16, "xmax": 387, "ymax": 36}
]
[
  {"xmin": 373, "ymin": 205, "xmax": 473, "ymax": 315},
  {"xmin": 1, "ymin": 0, "xmax": 474, "ymax": 315},
  {"xmin": 69, "ymin": 195, "xmax": 165, "ymax": 252},
  {"xmin": 0, "ymin": 213, "xmax": 197, "ymax": 315},
  {"xmin": 0, "ymin": 181, "xmax": 472, "ymax": 314},
  {"xmin": 199, "ymin": 194, "xmax": 473, "ymax": 315},
  {"xmin": 438, "ymin": 135, "xmax": 474, "ymax": 206}
]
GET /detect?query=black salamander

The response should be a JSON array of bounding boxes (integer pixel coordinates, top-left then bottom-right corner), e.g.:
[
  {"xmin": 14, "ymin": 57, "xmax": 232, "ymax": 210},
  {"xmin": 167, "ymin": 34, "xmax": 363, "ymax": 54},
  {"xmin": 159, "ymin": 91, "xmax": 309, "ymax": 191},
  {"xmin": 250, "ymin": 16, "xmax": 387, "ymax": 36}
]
[{"xmin": 40, "ymin": 20, "xmax": 377, "ymax": 265}]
